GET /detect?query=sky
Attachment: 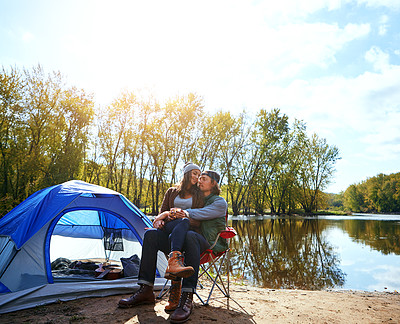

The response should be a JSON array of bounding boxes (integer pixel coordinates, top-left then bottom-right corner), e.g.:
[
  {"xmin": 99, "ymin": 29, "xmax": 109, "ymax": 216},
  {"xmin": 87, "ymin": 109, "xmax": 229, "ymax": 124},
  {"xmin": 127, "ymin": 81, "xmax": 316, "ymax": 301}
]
[{"xmin": 1, "ymin": 0, "xmax": 399, "ymax": 193}]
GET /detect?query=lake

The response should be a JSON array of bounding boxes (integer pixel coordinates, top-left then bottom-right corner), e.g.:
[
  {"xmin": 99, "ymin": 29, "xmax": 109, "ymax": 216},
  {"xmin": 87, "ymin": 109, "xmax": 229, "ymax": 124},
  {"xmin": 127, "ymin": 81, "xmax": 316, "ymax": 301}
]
[{"xmin": 227, "ymin": 214, "xmax": 400, "ymax": 292}]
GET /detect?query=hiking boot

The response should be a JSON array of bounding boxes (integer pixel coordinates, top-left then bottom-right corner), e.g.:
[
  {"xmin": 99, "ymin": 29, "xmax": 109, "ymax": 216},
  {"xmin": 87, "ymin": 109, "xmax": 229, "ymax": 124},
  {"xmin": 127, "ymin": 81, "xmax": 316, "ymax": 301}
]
[
  {"xmin": 118, "ymin": 284, "xmax": 155, "ymax": 308},
  {"xmin": 164, "ymin": 251, "xmax": 194, "ymax": 279},
  {"xmin": 164, "ymin": 280, "xmax": 182, "ymax": 313},
  {"xmin": 170, "ymin": 291, "xmax": 194, "ymax": 323}
]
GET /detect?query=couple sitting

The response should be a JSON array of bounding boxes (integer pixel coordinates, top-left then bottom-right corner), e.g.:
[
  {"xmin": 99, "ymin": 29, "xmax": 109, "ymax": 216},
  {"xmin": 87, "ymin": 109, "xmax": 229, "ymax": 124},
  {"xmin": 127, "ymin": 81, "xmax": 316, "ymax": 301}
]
[{"xmin": 118, "ymin": 163, "xmax": 228, "ymax": 323}]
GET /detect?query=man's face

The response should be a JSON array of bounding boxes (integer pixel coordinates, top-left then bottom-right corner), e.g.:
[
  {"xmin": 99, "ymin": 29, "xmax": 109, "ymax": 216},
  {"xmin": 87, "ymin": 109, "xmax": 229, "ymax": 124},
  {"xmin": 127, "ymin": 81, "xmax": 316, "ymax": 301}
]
[{"xmin": 198, "ymin": 174, "xmax": 213, "ymax": 192}]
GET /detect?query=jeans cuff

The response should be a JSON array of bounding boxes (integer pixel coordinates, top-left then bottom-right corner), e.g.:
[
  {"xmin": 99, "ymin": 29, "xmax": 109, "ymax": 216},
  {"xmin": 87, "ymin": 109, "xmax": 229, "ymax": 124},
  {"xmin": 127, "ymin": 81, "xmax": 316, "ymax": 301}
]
[
  {"xmin": 181, "ymin": 287, "xmax": 195, "ymax": 293},
  {"xmin": 137, "ymin": 279, "xmax": 154, "ymax": 287}
]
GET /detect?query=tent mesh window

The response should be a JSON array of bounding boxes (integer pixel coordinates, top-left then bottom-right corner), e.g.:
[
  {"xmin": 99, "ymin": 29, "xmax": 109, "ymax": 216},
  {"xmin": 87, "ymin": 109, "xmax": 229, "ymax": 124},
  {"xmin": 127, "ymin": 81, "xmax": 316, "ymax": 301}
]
[{"xmin": 103, "ymin": 228, "xmax": 124, "ymax": 251}]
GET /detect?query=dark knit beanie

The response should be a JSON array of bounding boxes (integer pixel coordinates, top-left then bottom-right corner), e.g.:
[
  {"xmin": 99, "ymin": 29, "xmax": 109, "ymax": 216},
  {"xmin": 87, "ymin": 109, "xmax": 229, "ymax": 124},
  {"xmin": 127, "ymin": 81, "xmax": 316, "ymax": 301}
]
[{"xmin": 201, "ymin": 170, "xmax": 220, "ymax": 184}]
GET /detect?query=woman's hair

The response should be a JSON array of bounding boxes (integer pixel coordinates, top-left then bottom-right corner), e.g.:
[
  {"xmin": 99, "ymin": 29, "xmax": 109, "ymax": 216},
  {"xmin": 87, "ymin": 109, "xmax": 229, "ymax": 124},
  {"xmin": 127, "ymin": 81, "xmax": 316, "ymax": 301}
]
[
  {"xmin": 175, "ymin": 171, "xmax": 192, "ymax": 196},
  {"xmin": 175, "ymin": 170, "xmax": 204, "ymax": 208}
]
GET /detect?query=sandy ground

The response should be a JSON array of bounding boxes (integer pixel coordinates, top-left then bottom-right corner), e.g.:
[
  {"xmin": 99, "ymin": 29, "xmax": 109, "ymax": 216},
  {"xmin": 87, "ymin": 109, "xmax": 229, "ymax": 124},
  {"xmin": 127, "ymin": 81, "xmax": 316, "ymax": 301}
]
[{"xmin": 1, "ymin": 283, "xmax": 400, "ymax": 323}]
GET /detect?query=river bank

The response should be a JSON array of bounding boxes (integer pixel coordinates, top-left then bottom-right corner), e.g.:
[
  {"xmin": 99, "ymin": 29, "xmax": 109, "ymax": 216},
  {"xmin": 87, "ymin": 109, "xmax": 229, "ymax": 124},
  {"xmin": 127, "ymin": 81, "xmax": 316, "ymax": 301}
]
[{"xmin": 2, "ymin": 283, "xmax": 399, "ymax": 323}]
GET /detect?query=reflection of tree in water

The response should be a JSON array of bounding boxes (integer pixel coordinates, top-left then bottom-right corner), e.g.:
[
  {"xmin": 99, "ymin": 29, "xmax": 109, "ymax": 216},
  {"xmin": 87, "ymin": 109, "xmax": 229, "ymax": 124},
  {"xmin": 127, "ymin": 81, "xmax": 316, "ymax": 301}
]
[
  {"xmin": 229, "ymin": 218, "xmax": 345, "ymax": 290},
  {"xmin": 339, "ymin": 219, "xmax": 400, "ymax": 255}
]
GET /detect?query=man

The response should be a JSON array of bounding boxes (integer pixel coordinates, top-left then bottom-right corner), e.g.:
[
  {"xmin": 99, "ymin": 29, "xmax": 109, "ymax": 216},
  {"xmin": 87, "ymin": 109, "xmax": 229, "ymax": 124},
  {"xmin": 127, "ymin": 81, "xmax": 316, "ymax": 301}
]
[
  {"xmin": 118, "ymin": 170, "xmax": 227, "ymax": 324},
  {"xmin": 169, "ymin": 170, "xmax": 227, "ymax": 323}
]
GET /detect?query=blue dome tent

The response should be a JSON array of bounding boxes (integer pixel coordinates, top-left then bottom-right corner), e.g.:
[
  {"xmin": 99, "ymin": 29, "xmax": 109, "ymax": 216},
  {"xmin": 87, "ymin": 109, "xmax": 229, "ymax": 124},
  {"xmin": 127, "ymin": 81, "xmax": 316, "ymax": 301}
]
[{"xmin": 0, "ymin": 180, "xmax": 167, "ymax": 313}]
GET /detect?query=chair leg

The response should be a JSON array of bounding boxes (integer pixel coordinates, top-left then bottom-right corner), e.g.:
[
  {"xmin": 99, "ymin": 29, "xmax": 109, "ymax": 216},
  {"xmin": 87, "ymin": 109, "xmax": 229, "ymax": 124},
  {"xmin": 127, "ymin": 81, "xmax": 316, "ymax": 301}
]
[
  {"xmin": 156, "ymin": 279, "xmax": 170, "ymax": 299},
  {"xmin": 206, "ymin": 254, "xmax": 228, "ymax": 304},
  {"xmin": 194, "ymin": 290, "xmax": 207, "ymax": 305},
  {"xmin": 196, "ymin": 252, "xmax": 231, "ymax": 305}
]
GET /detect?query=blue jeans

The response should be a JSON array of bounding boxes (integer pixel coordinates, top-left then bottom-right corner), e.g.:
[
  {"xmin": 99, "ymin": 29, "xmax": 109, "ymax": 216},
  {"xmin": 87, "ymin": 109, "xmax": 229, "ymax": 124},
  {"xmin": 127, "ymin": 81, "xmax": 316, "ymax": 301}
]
[
  {"xmin": 163, "ymin": 218, "xmax": 190, "ymax": 252},
  {"xmin": 137, "ymin": 228, "xmax": 210, "ymax": 291}
]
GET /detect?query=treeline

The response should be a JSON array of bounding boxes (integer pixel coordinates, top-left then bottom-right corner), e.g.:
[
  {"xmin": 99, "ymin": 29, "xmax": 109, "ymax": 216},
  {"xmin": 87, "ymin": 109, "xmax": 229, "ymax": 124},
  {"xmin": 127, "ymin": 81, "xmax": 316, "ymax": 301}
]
[
  {"xmin": 342, "ymin": 172, "xmax": 400, "ymax": 213},
  {"xmin": 0, "ymin": 65, "xmax": 340, "ymax": 216}
]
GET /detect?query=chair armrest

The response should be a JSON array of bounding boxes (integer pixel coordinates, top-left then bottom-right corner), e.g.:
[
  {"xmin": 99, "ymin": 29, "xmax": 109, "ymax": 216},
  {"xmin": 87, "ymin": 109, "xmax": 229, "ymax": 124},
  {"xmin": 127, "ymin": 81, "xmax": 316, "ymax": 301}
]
[
  {"xmin": 208, "ymin": 227, "xmax": 236, "ymax": 250},
  {"xmin": 219, "ymin": 227, "xmax": 236, "ymax": 239}
]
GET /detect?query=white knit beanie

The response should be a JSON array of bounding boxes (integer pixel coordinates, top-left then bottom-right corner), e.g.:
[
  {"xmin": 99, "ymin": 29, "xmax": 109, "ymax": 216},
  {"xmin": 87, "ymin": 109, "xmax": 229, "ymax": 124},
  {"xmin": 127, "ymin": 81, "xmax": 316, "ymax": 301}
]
[{"xmin": 183, "ymin": 162, "xmax": 201, "ymax": 175}]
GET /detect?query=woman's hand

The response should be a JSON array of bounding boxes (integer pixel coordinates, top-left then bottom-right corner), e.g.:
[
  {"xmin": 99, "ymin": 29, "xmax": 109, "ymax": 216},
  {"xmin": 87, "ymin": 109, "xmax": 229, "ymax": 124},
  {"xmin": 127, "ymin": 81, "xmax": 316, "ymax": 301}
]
[
  {"xmin": 153, "ymin": 218, "xmax": 165, "ymax": 229},
  {"xmin": 173, "ymin": 209, "xmax": 189, "ymax": 219}
]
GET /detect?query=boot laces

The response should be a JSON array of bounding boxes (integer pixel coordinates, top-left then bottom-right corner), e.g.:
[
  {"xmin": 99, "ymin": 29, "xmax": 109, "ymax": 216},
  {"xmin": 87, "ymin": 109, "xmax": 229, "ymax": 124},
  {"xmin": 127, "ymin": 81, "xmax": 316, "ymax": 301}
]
[
  {"xmin": 178, "ymin": 291, "xmax": 192, "ymax": 308},
  {"xmin": 134, "ymin": 284, "xmax": 146, "ymax": 296},
  {"xmin": 169, "ymin": 282, "xmax": 181, "ymax": 302},
  {"xmin": 177, "ymin": 254, "xmax": 185, "ymax": 267}
]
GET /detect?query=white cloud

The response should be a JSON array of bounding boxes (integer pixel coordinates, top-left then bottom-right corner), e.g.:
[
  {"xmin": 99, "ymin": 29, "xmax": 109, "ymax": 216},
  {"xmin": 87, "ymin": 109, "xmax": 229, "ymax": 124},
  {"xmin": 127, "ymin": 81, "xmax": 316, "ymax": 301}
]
[
  {"xmin": 267, "ymin": 23, "xmax": 370, "ymax": 74},
  {"xmin": 356, "ymin": 0, "xmax": 400, "ymax": 10},
  {"xmin": 378, "ymin": 25, "xmax": 387, "ymax": 36},
  {"xmin": 57, "ymin": 0, "xmax": 372, "ymax": 110},
  {"xmin": 2, "ymin": 27, "xmax": 34, "ymax": 43},
  {"xmin": 222, "ymin": 59, "xmax": 400, "ymax": 187},
  {"xmin": 378, "ymin": 15, "xmax": 389, "ymax": 36},
  {"xmin": 309, "ymin": 69, "xmax": 399, "ymax": 157},
  {"xmin": 365, "ymin": 46, "xmax": 390, "ymax": 71},
  {"xmin": 250, "ymin": 0, "xmax": 344, "ymax": 24},
  {"xmin": 368, "ymin": 265, "xmax": 400, "ymax": 292}
]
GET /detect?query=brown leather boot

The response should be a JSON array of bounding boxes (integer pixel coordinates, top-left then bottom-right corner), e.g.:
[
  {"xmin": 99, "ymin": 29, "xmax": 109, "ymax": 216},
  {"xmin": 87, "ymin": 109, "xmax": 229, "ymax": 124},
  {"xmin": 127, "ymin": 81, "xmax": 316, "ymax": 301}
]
[
  {"xmin": 170, "ymin": 291, "xmax": 194, "ymax": 323},
  {"xmin": 164, "ymin": 280, "xmax": 181, "ymax": 313},
  {"xmin": 118, "ymin": 284, "xmax": 155, "ymax": 308},
  {"xmin": 164, "ymin": 251, "xmax": 194, "ymax": 279}
]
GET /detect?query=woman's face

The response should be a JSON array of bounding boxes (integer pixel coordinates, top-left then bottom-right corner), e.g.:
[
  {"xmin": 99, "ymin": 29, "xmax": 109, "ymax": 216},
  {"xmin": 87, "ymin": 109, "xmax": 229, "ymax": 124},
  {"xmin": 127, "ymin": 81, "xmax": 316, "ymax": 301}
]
[{"xmin": 190, "ymin": 169, "xmax": 201, "ymax": 185}]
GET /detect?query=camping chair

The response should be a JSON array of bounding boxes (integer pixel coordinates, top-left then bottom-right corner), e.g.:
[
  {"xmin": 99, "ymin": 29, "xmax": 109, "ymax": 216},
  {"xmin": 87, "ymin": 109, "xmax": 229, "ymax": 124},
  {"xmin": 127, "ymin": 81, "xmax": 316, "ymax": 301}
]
[
  {"xmin": 195, "ymin": 223, "xmax": 237, "ymax": 305},
  {"xmin": 157, "ymin": 214, "xmax": 237, "ymax": 305}
]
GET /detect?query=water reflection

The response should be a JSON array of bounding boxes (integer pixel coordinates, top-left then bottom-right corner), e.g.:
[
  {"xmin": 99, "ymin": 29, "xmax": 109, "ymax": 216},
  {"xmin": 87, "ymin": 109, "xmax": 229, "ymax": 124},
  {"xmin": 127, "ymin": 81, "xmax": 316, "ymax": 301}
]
[
  {"xmin": 229, "ymin": 218, "xmax": 346, "ymax": 290},
  {"xmin": 227, "ymin": 215, "xmax": 400, "ymax": 291},
  {"xmin": 332, "ymin": 218, "xmax": 400, "ymax": 255}
]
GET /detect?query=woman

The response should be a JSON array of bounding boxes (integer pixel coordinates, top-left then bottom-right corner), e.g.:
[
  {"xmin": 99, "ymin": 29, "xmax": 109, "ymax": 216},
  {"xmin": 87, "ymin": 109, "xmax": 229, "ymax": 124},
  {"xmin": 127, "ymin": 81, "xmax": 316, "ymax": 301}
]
[
  {"xmin": 153, "ymin": 162, "xmax": 203, "ymax": 238},
  {"xmin": 153, "ymin": 162, "xmax": 204, "ymax": 278},
  {"xmin": 156, "ymin": 162, "xmax": 204, "ymax": 313}
]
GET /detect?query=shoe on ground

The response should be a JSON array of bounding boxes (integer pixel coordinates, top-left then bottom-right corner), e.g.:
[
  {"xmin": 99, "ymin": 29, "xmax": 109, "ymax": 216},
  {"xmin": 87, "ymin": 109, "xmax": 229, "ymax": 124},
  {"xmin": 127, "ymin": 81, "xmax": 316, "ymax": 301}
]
[
  {"xmin": 170, "ymin": 291, "xmax": 194, "ymax": 323},
  {"xmin": 118, "ymin": 284, "xmax": 155, "ymax": 308}
]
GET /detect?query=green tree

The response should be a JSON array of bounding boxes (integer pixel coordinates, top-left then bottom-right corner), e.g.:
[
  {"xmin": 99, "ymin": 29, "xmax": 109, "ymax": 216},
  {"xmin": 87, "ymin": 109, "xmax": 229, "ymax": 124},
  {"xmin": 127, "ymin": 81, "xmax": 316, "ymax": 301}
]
[
  {"xmin": 18, "ymin": 65, "xmax": 63, "ymax": 197},
  {"xmin": 200, "ymin": 111, "xmax": 253, "ymax": 215},
  {"xmin": 217, "ymin": 112, "xmax": 251, "ymax": 211},
  {"xmin": 0, "ymin": 66, "xmax": 24, "ymax": 209},
  {"xmin": 344, "ymin": 184, "xmax": 365, "ymax": 212},
  {"xmin": 43, "ymin": 87, "xmax": 94, "ymax": 186},
  {"xmin": 296, "ymin": 134, "xmax": 340, "ymax": 213},
  {"xmin": 343, "ymin": 173, "xmax": 400, "ymax": 213},
  {"xmin": 255, "ymin": 117, "xmax": 306, "ymax": 215},
  {"xmin": 163, "ymin": 93, "xmax": 204, "ymax": 185},
  {"xmin": 98, "ymin": 91, "xmax": 137, "ymax": 190}
]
